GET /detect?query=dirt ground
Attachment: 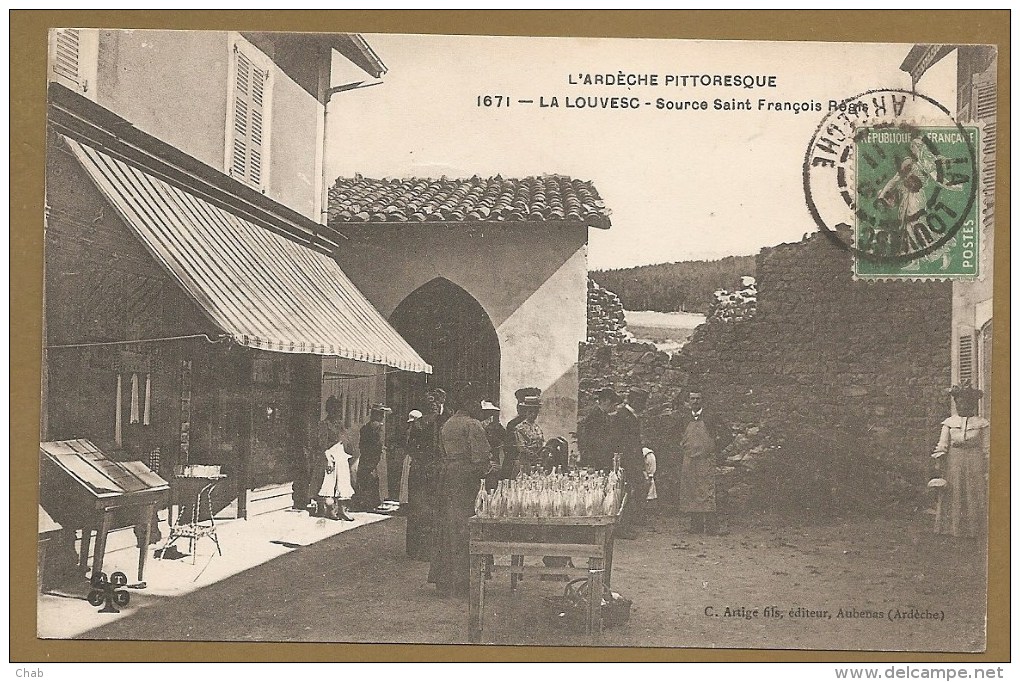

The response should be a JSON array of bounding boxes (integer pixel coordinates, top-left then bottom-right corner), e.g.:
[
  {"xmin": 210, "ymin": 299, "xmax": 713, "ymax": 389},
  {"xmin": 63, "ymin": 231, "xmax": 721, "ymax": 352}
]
[{"xmin": 77, "ymin": 504, "xmax": 987, "ymax": 652}]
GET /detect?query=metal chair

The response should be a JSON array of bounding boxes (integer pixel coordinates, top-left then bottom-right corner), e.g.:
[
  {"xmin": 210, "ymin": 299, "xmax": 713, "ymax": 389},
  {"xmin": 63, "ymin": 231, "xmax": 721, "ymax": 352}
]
[{"xmin": 157, "ymin": 479, "xmax": 222, "ymax": 564}]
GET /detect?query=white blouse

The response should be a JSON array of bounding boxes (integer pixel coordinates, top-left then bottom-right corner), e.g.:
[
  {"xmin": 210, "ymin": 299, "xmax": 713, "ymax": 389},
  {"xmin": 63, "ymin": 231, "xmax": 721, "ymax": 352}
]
[{"xmin": 932, "ymin": 415, "xmax": 990, "ymax": 458}]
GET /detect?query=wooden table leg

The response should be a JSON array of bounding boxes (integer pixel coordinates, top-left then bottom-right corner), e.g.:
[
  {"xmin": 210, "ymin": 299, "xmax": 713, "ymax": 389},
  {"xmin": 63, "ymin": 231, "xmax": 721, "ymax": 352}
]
[
  {"xmin": 137, "ymin": 502, "xmax": 157, "ymax": 582},
  {"xmin": 604, "ymin": 528, "xmax": 615, "ymax": 589},
  {"xmin": 91, "ymin": 511, "xmax": 113, "ymax": 581},
  {"xmin": 510, "ymin": 554, "xmax": 523, "ymax": 592},
  {"xmin": 478, "ymin": 557, "xmax": 487, "ymax": 641},
  {"xmin": 469, "ymin": 553, "xmax": 482, "ymax": 643},
  {"xmin": 588, "ymin": 559, "xmax": 605, "ymax": 643},
  {"xmin": 78, "ymin": 524, "xmax": 92, "ymax": 571}
]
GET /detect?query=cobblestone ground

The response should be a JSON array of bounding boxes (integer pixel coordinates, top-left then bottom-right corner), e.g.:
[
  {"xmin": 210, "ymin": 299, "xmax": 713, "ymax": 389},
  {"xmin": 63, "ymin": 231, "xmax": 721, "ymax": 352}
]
[{"xmin": 78, "ymin": 506, "xmax": 987, "ymax": 652}]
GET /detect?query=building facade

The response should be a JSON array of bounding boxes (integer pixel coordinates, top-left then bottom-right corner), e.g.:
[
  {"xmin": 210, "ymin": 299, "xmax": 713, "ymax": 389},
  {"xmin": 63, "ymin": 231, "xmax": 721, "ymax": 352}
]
[
  {"xmin": 329, "ymin": 175, "xmax": 612, "ymax": 448},
  {"xmin": 44, "ymin": 30, "xmax": 424, "ymax": 522},
  {"xmin": 901, "ymin": 45, "xmax": 997, "ymax": 417}
]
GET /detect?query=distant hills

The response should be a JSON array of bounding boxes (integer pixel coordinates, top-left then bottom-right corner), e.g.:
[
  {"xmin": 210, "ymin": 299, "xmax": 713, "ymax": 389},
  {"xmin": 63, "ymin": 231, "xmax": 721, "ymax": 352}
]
[{"xmin": 591, "ymin": 255, "xmax": 757, "ymax": 314}]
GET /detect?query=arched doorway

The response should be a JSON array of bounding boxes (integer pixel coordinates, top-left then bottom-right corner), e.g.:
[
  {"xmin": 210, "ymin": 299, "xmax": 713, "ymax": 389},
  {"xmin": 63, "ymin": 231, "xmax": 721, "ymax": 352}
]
[{"xmin": 387, "ymin": 278, "xmax": 500, "ymax": 420}]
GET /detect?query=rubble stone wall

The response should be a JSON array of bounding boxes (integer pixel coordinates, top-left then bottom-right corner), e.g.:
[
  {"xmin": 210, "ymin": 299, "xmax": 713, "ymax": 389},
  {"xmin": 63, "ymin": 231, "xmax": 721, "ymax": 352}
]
[
  {"xmin": 587, "ymin": 278, "xmax": 630, "ymax": 344},
  {"xmin": 580, "ymin": 234, "xmax": 953, "ymax": 513}
]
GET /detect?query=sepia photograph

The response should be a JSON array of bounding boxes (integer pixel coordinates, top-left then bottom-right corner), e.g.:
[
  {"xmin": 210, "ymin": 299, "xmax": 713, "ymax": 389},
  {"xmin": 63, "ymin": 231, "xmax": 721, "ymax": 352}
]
[{"xmin": 31, "ymin": 23, "xmax": 999, "ymax": 655}]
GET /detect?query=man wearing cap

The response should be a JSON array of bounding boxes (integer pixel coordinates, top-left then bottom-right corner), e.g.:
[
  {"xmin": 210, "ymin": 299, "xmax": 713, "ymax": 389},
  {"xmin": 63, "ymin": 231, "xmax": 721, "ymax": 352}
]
[
  {"xmin": 352, "ymin": 403, "xmax": 391, "ymax": 512},
  {"xmin": 428, "ymin": 383, "xmax": 496, "ymax": 597},
  {"xmin": 508, "ymin": 392, "xmax": 545, "ymax": 477},
  {"xmin": 578, "ymin": 387, "xmax": 620, "ymax": 471},
  {"xmin": 406, "ymin": 388, "xmax": 450, "ymax": 560},
  {"xmin": 614, "ymin": 386, "xmax": 650, "ymax": 539}
]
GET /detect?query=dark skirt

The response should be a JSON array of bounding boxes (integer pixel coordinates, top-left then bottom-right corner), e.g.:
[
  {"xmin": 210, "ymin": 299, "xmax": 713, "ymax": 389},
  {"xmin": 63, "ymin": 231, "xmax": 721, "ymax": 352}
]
[
  {"xmin": 352, "ymin": 466, "xmax": 380, "ymax": 511},
  {"xmin": 406, "ymin": 462, "xmax": 436, "ymax": 560},
  {"xmin": 427, "ymin": 464, "xmax": 479, "ymax": 593}
]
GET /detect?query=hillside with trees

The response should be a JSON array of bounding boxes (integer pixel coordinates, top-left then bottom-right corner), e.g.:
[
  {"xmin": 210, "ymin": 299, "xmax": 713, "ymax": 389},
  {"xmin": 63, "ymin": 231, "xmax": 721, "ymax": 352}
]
[{"xmin": 591, "ymin": 255, "xmax": 757, "ymax": 314}]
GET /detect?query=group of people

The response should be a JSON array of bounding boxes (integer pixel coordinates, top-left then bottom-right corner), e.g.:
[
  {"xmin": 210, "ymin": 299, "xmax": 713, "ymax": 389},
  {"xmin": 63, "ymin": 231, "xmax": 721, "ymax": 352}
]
[
  {"xmin": 307, "ymin": 380, "xmax": 737, "ymax": 596},
  {"xmin": 307, "ymin": 397, "xmax": 392, "ymax": 522},
  {"xmin": 306, "ymin": 376, "xmax": 987, "ymax": 602},
  {"xmin": 402, "ymin": 384, "xmax": 574, "ymax": 596},
  {"xmin": 578, "ymin": 386, "xmax": 733, "ymax": 538}
]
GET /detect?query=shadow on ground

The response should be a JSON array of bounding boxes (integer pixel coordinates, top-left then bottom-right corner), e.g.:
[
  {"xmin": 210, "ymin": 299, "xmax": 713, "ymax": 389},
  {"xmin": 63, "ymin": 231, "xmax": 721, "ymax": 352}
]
[{"xmin": 76, "ymin": 507, "xmax": 987, "ymax": 651}]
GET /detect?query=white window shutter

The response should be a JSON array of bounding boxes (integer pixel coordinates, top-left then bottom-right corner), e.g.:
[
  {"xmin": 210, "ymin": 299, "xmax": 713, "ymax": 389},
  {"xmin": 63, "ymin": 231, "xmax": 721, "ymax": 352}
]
[
  {"xmin": 52, "ymin": 29, "xmax": 83, "ymax": 91},
  {"xmin": 231, "ymin": 48, "xmax": 252, "ymax": 181},
  {"xmin": 248, "ymin": 66, "xmax": 268, "ymax": 188},
  {"xmin": 230, "ymin": 46, "xmax": 269, "ymax": 191},
  {"xmin": 958, "ymin": 333, "xmax": 974, "ymax": 387}
]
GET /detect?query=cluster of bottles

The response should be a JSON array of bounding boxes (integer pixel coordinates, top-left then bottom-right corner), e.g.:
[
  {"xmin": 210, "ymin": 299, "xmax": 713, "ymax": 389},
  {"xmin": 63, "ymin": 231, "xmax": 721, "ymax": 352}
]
[{"xmin": 474, "ymin": 468, "xmax": 625, "ymax": 519}]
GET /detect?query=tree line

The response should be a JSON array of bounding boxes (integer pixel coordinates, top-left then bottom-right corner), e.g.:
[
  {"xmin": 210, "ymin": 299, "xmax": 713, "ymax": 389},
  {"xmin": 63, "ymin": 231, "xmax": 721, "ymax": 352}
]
[{"xmin": 591, "ymin": 255, "xmax": 757, "ymax": 314}]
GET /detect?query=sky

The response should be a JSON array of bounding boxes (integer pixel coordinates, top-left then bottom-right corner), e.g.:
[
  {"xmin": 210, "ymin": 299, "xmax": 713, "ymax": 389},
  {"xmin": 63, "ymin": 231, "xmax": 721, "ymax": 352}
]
[{"xmin": 327, "ymin": 35, "xmax": 957, "ymax": 270}]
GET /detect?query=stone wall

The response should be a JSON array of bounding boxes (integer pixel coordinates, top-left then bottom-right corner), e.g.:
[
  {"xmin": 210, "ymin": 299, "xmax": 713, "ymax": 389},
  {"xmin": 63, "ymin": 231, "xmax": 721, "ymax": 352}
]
[
  {"xmin": 587, "ymin": 278, "xmax": 630, "ymax": 344},
  {"xmin": 579, "ymin": 233, "xmax": 953, "ymax": 514}
]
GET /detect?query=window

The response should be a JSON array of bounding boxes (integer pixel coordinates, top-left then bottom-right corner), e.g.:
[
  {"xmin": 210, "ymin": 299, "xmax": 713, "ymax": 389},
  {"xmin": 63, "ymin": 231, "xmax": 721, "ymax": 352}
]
[
  {"xmin": 227, "ymin": 39, "xmax": 272, "ymax": 192},
  {"xmin": 48, "ymin": 28, "xmax": 98, "ymax": 99}
]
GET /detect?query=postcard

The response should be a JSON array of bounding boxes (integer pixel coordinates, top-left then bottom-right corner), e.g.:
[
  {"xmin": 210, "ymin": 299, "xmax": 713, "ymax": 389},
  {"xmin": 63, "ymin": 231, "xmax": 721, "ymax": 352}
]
[{"xmin": 32, "ymin": 27, "xmax": 999, "ymax": 655}]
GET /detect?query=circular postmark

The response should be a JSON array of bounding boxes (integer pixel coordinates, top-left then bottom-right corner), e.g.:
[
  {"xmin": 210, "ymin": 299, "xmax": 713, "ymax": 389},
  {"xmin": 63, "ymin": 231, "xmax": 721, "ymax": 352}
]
[{"xmin": 803, "ymin": 89, "xmax": 979, "ymax": 271}]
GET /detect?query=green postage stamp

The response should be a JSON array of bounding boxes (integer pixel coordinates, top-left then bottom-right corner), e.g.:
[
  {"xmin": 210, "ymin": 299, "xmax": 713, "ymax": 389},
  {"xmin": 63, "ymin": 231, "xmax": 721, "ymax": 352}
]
[{"xmin": 853, "ymin": 125, "xmax": 980, "ymax": 279}]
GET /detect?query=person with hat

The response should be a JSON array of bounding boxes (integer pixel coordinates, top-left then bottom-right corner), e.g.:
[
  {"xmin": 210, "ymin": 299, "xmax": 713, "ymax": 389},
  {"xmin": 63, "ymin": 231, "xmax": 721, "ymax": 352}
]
[
  {"xmin": 673, "ymin": 389, "xmax": 732, "ymax": 535},
  {"xmin": 406, "ymin": 387, "xmax": 451, "ymax": 560},
  {"xmin": 352, "ymin": 402, "xmax": 392, "ymax": 512},
  {"xmin": 481, "ymin": 401, "xmax": 505, "ymax": 489},
  {"xmin": 311, "ymin": 395, "xmax": 355, "ymax": 521},
  {"xmin": 505, "ymin": 388, "xmax": 540, "ymax": 438},
  {"xmin": 428, "ymin": 383, "xmax": 498, "ymax": 597},
  {"xmin": 385, "ymin": 409, "xmax": 420, "ymax": 504},
  {"xmin": 507, "ymin": 391, "xmax": 545, "ymax": 477},
  {"xmin": 931, "ymin": 383, "xmax": 989, "ymax": 538},
  {"xmin": 578, "ymin": 386, "xmax": 621, "ymax": 471},
  {"xmin": 613, "ymin": 386, "xmax": 650, "ymax": 539}
]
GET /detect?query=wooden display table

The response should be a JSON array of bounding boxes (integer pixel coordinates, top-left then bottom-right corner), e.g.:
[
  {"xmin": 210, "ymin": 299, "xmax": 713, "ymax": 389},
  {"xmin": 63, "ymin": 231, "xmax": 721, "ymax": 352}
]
[
  {"xmin": 468, "ymin": 515, "xmax": 618, "ymax": 643},
  {"xmin": 40, "ymin": 440, "xmax": 170, "ymax": 584}
]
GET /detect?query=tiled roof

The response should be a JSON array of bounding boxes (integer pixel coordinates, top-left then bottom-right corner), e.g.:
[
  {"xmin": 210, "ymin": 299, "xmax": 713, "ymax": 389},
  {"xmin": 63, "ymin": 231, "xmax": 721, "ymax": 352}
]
[{"xmin": 328, "ymin": 174, "xmax": 611, "ymax": 229}]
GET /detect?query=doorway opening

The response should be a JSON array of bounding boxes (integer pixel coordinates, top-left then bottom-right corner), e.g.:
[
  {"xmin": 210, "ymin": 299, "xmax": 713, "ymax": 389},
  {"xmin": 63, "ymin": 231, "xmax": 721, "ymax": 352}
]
[{"xmin": 387, "ymin": 278, "xmax": 500, "ymax": 419}]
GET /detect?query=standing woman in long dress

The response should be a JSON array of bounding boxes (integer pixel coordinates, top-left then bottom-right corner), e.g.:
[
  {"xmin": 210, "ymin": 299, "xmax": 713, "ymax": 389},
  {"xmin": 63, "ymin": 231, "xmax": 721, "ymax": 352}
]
[
  {"xmin": 406, "ymin": 388, "xmax": 449, "ymax": 561},
  {"xmin": 932, "ymin": 384, "xmax": 990, "ymax": 538}
]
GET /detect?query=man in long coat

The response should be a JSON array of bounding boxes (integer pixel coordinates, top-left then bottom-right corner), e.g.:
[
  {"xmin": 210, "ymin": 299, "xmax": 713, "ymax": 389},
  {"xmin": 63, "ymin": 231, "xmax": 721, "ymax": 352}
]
[
  {"xmin": 577, "ymin": 387, "xmax": 620, "ymax": 471},
  {"xmin": 428, "ymin": 383, "xmax": 495, "ymax": 597},
  {"xmin": 613, "ymin": 387, "xmax": 650, "ymax": 539},
  {"xmin": 673, "ymin": 390, "xmax": 732, "ymax": 534}
]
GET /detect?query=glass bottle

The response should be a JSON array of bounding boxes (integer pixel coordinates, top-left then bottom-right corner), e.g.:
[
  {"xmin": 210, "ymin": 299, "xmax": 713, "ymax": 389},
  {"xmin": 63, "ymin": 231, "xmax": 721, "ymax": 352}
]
[{"xmin": 474, "ymin": 479, "xmax": 487, "ymax": 517}]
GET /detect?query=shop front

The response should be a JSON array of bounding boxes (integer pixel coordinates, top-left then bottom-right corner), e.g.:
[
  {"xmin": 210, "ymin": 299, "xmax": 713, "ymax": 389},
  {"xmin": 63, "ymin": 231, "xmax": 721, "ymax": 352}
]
[{"xmin": 43, "ymin": 93, "xmax": 431, "ymax": 585}]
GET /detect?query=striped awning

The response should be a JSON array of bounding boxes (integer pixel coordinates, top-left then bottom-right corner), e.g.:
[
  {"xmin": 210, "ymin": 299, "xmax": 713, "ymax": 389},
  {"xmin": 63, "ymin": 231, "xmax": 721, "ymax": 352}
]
[{"xmin": 67, "ymin": 138, "xmax": 431, "ymax": 374}]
